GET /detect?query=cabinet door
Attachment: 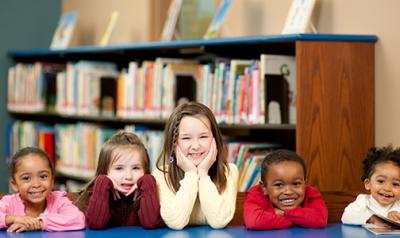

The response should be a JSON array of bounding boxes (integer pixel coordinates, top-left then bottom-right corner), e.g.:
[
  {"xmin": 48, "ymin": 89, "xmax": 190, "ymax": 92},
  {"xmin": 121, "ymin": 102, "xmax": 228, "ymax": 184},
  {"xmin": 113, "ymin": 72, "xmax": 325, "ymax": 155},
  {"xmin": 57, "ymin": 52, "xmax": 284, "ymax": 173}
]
[{"xmin": 296, "ymin": 40, "xmax": 374, "ymax": 193}]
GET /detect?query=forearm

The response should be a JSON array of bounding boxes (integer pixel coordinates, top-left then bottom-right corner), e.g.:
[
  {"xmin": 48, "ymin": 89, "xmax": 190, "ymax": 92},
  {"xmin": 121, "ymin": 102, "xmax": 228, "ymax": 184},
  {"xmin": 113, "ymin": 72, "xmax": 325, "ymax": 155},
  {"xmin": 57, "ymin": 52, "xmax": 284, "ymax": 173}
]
[
  {"xmin": 158, "ymin": 172, "xmax": 198, "ymax": 230},
  {"xmin": 137, "ymin": 175, "xmax": 161, "ymax": 229},
  {"xmin": 285, "ymin": 207, "xmax": 327, "ymax": 228},
  {"xmin": 198, "ymin": 175, "xmax": 237, "ymax": 228},
  {"xmin": 85, "ymin": 175, "xmax": 113, "ymax": 229}
]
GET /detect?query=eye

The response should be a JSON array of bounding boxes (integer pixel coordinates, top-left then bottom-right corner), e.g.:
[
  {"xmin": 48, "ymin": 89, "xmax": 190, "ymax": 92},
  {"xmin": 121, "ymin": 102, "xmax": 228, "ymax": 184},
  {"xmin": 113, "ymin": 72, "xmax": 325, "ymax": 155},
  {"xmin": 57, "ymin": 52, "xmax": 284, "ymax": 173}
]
[
  {"xmin": 21, "ymin": 176, "xmax": 30, "ymax": 181},
  {"xmin": 393, "ymin": 182, "xmax": 400, "ymax": 187},
  {"xmin": 133, "ymin": 166, "xmax": 142, "ymax": 170},
  {"xmin": 114, "ymin": 166, "xmax": 123, "ymax": 171},
  {"xmin": 40, "ymin": 174, "xmax": 49, "ymax": 180},
  {"xmin": 273, "ymin": 182, "xmax": 284, "ymax": 188},
  {"xmin": 377, "ymin": 179, "xmax": 385, "ymax": 184},
  {"xmin": 293, "ymin": 181, "xmax": 303, "ymax": 187},
  {"xmin": 181, "ymin": 137, "xmax": 190, "ymax": 140},
  {"xmin": 200, "ymin": 135, "xmax": 209, "ymax": 139}
]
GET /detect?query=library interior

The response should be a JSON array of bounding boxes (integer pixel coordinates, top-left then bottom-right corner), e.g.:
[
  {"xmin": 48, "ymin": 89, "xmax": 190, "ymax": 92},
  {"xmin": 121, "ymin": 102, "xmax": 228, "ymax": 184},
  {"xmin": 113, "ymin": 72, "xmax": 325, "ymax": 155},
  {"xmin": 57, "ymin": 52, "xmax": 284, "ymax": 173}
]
[{"xmin": 0, "ymin": 0, "xmax": 399, "ymax": 237}]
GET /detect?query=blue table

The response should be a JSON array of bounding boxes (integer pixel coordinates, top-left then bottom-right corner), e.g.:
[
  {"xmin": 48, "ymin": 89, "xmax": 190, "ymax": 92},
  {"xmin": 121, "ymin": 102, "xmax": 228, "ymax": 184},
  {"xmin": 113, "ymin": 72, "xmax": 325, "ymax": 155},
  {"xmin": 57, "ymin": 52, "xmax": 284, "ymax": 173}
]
[{"xmin": 0, "ymin": 224, "xmax": 396, "ymax": 238}]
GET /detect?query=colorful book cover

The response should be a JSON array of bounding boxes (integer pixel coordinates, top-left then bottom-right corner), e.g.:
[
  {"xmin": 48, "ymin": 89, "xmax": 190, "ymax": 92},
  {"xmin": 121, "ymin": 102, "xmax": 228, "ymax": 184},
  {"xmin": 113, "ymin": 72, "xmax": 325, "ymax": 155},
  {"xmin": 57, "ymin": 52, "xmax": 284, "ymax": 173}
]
[
  {"xmin": 203, "ymin": 0, "xmax": 233, "ymax": 39},
  {"xmin": 50, "ymin": 12, "xmax": 78, "ymax": 50}
]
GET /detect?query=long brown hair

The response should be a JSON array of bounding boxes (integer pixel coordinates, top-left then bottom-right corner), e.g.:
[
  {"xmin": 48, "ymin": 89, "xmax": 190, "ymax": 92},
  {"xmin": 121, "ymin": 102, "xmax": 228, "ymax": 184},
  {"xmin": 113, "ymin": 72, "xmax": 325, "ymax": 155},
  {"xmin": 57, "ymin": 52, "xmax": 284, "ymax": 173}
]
[
  {"xmin": 75, "ymin": 131, "xmax": 150, "ymax": 211},
  {"xmin": 156, "ymin": 102, "xmax": 228, "ymax": 194}
]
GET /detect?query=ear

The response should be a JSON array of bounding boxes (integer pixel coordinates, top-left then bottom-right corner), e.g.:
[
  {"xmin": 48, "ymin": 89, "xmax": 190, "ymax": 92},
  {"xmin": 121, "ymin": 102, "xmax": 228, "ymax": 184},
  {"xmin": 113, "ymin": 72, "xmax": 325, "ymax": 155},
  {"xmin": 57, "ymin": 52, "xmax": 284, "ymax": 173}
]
[
  {"xmin": 364, "ymin": 178, "xmax": 371, "ymax": 191},
  {"xmin": 261, "ymin": 184, "xmax": 268, "ymax": 196},
  {"xmin": 10, "ymin": 179, "xmax": 19, "ymax": 193}
]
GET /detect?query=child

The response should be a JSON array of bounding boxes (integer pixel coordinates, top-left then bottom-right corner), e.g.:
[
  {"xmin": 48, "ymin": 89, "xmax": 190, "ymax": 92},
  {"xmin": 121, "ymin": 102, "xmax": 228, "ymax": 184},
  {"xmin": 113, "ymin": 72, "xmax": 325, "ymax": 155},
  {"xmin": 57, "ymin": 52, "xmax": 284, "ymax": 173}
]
[
  {"xmin": 0, "ymin": 147, "xmax": 85, "ymax": 232},
  {"xmin": 153, "ymin": 102, "xmax": 238, "ymax": 229},
  {"xmin": 75, "ymin": 131, "xmax": 161, "ymax": 230},
  {"xmin": 341, "ymin": 146, "xmax": 400, "ymax": 226},
  {"xmin": 243, "ymin": 149, "xmax": 328, "ymax": 230}
]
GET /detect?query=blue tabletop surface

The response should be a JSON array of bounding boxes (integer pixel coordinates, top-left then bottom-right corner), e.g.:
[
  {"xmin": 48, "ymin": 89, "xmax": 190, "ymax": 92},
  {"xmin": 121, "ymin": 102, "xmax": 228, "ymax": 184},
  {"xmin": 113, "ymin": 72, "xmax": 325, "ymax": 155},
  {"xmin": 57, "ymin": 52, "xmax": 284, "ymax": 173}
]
[{"xmin": 0, "ymin": 224, "xmax": 396, "ymax": 238}]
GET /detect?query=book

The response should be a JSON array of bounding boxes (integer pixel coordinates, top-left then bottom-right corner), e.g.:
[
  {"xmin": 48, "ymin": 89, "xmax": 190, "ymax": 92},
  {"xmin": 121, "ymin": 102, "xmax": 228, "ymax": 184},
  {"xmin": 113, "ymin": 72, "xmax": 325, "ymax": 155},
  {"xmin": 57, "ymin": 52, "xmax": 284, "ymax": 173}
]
[
  {"xmin": 363, "ymin": 224, "xmax": 400, "ymax": 235},
  {"xmin": 99, "ymin": 11, "xmax": 119, "ymax": 46},
  {"xmin": 160, "ymin": 0, "xmax": 184, "ymax": 41},
  {"xmin": 282, "ymin": 0, "xmax": 317, "ymax": 34},
  {"xmin": 203, "ymin": 0, "xmax": 233, "ymax": 39},
  {"xmin": 50, "ymin": 12, "xmax": 78, "ymax": 50}
]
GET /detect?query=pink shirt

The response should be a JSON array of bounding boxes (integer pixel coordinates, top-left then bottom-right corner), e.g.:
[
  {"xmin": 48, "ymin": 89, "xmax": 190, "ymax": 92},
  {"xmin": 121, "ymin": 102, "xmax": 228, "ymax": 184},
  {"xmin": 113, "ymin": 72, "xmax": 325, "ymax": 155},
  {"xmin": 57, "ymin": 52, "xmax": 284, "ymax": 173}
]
[{"xmin": 0, "ymin": 191, "xmax": 85, "ymax": 231}]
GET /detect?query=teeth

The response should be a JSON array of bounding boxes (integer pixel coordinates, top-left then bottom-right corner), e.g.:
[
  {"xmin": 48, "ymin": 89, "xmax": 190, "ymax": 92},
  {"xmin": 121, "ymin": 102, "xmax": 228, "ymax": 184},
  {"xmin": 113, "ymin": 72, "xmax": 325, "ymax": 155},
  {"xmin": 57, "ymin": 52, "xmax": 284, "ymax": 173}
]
[{"xmin": 281, "ymin": 198, "xmax": 295, "ymax": 204}]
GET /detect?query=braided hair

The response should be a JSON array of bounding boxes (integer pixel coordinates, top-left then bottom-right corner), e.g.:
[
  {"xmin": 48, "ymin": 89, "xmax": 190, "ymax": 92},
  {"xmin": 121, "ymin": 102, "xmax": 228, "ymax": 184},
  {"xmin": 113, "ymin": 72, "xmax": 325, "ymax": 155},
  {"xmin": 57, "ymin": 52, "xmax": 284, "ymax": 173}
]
[{"xmin": 156, "ymin": 102, "xmax": 228, "ymax": 194}]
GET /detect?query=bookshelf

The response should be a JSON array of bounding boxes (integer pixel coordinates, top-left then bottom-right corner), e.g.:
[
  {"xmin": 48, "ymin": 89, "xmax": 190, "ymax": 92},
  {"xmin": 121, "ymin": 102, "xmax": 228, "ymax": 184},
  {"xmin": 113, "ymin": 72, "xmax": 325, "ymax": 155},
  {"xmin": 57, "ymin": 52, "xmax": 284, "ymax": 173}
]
[{"xmin": 7, "ymin": 34, "xmax": 376, "ymax": 221}]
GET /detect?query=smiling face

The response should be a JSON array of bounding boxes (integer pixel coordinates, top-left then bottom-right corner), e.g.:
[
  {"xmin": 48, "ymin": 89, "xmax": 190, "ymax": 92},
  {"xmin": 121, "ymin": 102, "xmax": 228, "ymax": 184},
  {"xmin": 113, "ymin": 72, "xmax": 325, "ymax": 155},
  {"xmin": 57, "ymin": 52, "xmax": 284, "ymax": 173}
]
[
  {"xmin": 11, "ymin": 154, "xmax": 54, "ymax": 208},
  {"xmin": 364, "ymin": 161, "xmax": 400, "ymax": 206},
  {"xmin": 263, "ymin": 161, "xmax": 306, "ymax": 210},
  {"xmin": 177, "ymin": 115, "xmax": 213, "ymax": 166},
  {"xmin": 107, "ymin": 147, "xmax": 145, "ymax": 194}
]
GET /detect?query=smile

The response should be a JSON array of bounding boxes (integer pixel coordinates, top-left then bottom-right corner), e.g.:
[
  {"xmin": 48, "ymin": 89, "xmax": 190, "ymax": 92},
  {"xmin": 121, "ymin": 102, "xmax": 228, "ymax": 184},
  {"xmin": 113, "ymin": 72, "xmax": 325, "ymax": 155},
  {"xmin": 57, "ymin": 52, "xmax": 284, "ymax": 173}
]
[{"xmin": 279, "ymin": 197, "xmax": 298, "ymax": 206}]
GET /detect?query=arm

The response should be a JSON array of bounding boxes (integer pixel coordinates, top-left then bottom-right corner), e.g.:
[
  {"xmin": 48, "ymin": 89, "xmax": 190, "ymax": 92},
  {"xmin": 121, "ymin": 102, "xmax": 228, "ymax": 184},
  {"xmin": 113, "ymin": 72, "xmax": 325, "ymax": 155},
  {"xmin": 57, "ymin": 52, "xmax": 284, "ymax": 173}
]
[
  {"xmin": 284, "ymin": 187, "xmax": 328, "ymax": 228},
  {"xmin": 341, "ymin": 194, "xmax": 373, "ymax": 225},
  {"xmin": 153, "ymin": 169, "xmax": 198, "ymax": 230},
  {"xmin": 38, "ymin": 193, "xmax": 85, "ymax": 231},
  {"xmin": 243, "ymin": 186, "xmax": 292, "ymax": 230},
  {"xmin": 0, "ymin": 196, "xmax": 10, "ymax": 229},
  {"xmin": 198, "ymin": 163, "xmax": 239, "ymax": 229},
  {"xmin": 85, "ymin": 175, "xmax": 113, "ymax": 229},
  {"xmin": 136, "ymin": 174, "xmax": 161, "ymax": 229}
]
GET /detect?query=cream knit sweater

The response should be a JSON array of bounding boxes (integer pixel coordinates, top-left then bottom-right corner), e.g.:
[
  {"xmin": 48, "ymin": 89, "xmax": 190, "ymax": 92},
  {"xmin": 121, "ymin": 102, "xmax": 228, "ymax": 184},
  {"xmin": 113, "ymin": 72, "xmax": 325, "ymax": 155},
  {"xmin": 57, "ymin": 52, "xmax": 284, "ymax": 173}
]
[{"xmin": 153, "ymin": 163, "xmax": 238, "ymax": 229}]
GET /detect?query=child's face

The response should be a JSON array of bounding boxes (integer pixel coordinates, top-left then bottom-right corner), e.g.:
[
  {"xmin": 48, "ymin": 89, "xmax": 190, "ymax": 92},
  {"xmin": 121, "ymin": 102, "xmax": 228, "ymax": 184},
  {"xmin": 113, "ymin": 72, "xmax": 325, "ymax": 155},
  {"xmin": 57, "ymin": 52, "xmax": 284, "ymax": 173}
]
[
  {"xmin": 263, "ymin": 161, "xmax": 306, "ymax": 211},
  {"xmin": 177, "ymin": 115, "xmax": 213, "ymax": 166},
  {"xmin": 108, "ymin": 148, "xmax": 145, "ymax": 194},
  {"xmin": 364, "ymin": 161, "xmax": 400, "ymax": 206},
  {"xmin": 11, "ymin": 154, "xmax": 54, "ymax": 207}
]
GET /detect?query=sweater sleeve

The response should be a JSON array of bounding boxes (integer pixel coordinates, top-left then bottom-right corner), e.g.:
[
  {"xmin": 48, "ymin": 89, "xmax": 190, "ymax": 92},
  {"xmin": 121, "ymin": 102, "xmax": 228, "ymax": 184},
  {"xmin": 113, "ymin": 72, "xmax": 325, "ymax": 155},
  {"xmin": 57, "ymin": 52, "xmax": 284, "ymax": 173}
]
[
  {"xmin": 40, "ymin": 193, "xmax": 85, "ymax": 231},
  {"xmin": 153, "ymin": 169, "xmax": 198, "ymax": 230},
  {"xmin": 136, "ymin": 174, "xmax": 161, "ymax": 229},
  {"xmin": 85, "ymin": 175, "xmax": 113, "ymax": 229},
  {"xmin": 198, "ymin": 163, "xmax": 238, "ymax": 229},
  {"xmin": 284, "ymin": 186, "xmax": 328, "ymax": 228},
  {"xmin": 341, "ymin": 194, "xmax": 373, "ymax": 225},
  {"xmin": 0, "ymin": 196, "xmax": 10, "ymax": 229},
  {"xmin": 243, "ymin": 185, "xmax": 292, "ymax": 230}
]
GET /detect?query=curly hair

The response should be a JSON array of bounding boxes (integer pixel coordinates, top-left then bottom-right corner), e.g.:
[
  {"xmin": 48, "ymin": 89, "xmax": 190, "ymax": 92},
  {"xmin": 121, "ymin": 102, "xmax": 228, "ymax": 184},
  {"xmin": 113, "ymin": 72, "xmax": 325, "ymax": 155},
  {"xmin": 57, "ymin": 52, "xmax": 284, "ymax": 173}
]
[{"xmin": 361, "ymin": 145, "xmax": 400, "ymax": 181}]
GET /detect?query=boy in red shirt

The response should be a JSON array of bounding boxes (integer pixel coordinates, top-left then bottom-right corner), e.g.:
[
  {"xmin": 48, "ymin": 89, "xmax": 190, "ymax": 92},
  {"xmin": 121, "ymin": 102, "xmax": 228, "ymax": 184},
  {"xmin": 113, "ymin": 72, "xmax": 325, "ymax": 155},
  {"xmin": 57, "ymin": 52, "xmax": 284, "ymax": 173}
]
[{"xmin": 243, "ymin": 149, "xmax": 328, "ymax": 230}]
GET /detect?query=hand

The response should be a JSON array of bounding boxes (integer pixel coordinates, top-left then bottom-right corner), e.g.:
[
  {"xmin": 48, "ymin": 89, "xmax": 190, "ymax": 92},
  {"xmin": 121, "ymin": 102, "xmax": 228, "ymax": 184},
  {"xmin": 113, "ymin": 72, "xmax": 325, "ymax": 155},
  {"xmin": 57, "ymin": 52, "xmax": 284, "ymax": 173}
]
[
  {"xmin": 275, "ymin": 208, "xmax": 284, "ymax": 216},
  {"xmin": 106, "ymin": 175, "xmax": 122, "ymax": 201},
  {"xmin": 367, "ymin": 215, "xmax": 392, "ymax": 227},
  {"xmin": 11, "ymin": 216, "xmax": 42, "ymax": 230},
  {"xmin": 197, "ymin": 138, "xmax": 217, "ymax": 177},
  {"xmin": 126, "ymin": 183, "xmax": 138, "ymax": 196},
  {"xmin": 388, "ymin": 211, "xmax": 400, "ymax": 221},
  {"xmin": 7, "ymin": 223, "xmax": 29, "ymax": 233},
  {"xmin": 176, "ymin": 146, "xmax": 197, "ymax": 173}
]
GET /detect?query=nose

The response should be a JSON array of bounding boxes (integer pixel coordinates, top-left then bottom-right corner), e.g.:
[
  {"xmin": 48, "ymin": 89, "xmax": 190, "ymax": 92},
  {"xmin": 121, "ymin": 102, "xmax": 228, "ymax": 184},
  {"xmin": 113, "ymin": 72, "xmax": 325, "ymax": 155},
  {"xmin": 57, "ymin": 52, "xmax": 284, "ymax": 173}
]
[
  {"xmin": 191, "ymin": 139, "xmax": 200, "ymax": 150},
  {"xmin": 283, "ymin": 185, "xmax": 294, "ymax": 194},
  {"xmin": 31, "ymin": 177, "xmax": 41, "ymax": 187},
  {"xmin": 125, "ymin": 169, "xmax": 133, "ymax": 180}
]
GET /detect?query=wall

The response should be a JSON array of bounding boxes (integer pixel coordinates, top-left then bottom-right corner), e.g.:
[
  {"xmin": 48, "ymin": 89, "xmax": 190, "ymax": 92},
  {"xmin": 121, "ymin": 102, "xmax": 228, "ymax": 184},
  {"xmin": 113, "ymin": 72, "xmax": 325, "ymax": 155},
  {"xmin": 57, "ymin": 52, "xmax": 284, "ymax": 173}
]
[
  {"xmin": 223, "ymin": 0, "xmax": 400, "ymax": 147},
  {"xmin": 0, "ymin": 0, "xmax": 61, "ymax": 192}
]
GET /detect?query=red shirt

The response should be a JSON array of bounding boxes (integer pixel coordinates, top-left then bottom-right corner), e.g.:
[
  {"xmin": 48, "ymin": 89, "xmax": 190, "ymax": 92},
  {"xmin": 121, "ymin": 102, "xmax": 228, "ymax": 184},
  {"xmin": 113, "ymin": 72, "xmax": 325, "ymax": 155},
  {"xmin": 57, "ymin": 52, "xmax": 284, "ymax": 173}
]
[
  {"xmin": 85, "ymin": 174, "xmax": 161, "ymax": 230},
  {"xmin": 243, "ymin": 184, "xmax": 328, "ymax": 230}
]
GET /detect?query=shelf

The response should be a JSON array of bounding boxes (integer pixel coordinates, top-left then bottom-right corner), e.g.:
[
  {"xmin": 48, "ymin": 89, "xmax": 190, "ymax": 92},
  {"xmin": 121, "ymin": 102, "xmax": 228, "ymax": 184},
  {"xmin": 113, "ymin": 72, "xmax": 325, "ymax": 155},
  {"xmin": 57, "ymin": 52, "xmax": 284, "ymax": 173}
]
[
  {"xmin": 8, "ymin": 34, "xmax": 378, "ymax": 63},
  {"xmin": 9, "ymin": 111, "xmax": 295, "ymax": 131}
]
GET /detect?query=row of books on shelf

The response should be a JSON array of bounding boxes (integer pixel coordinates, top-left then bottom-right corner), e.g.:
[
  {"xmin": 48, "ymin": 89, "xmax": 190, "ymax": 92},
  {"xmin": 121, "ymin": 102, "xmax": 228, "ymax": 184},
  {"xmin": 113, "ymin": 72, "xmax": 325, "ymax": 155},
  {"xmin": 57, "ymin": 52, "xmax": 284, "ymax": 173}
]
[
  {"xmin": 8, "ymin": 120, "xmax": 281, "ymax": 192},
  {"xmin": 8, "ymin": 121, "xmax": 164, "ymax": 181},
  {"xmin": 7, "ymin": 54, "xmax": 296, "ymax": 124}
]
